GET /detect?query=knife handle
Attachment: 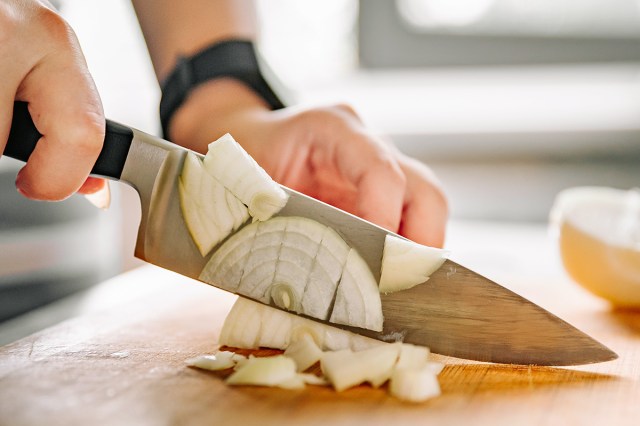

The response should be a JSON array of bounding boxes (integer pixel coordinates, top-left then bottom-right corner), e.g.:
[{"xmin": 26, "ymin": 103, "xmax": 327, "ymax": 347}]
[{"xmin": 5, "ymin": 101, "xmax": 134, "ymax": 180}]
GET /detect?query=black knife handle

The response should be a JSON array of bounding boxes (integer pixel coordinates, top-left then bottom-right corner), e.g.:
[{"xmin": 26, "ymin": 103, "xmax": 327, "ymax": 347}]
[{"xmin": 5, "ymin": 101, "xmax": 134, "ymax": 179}]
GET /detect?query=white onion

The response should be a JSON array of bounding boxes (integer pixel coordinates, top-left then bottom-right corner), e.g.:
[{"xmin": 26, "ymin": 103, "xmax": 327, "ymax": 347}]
[
  {"xmin": 389, "ymin": 366, "xmax": 441, "ymax": 402},
  {"xmin": 200, "ymin": 217, "xmax": 383, "ymax": 331},
  {"xmin": 179, "ymin": 152, "xmax": 249, "ymax": 256},
  {"xmin": 283, "ymin": 333, "xmax": 324, "ymax": 372},
  {"xmin": 379, "ymin": 235, "xmax": 449, "ymax": 294},
  {"xmin": 185, "ymin": 352, "xmax": 236, "ymax": 370},
  {"xmin": 226, "ymin": 355, "xmax": 298, "ymax": 388},
  {"xmin": 203, "ymin": 133, "xmax": 288, "ymax": 221}
]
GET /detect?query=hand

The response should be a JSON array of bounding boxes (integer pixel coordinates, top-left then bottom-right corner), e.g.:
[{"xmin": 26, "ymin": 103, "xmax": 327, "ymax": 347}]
[
  {"xmin": 0, "ymin": 0, "xmax": 106, "ymax": 200},
  {"xmin": 168, "ymin": 79, "xmax": 448, "ymax": 247}
]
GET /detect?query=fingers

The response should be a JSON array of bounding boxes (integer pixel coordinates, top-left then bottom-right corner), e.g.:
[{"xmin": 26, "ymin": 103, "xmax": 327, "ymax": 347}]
[
  {"xmin": 1, "ymin": 2, "xmax": 104, "ymax": 201},
  {"xmin": 397, "ymin": 155, "xmax": 449, "ymax": 247},
  {"xmin": 330, "ymin": 129, "xmax": 406, "ymax": 232},
  {"xmin": 77, "ymin": 177, "xmax": 107, "ymax": 195},
  {"xmin": 302, "ymin": 105, "xmax": 448, "ymax": 245}
]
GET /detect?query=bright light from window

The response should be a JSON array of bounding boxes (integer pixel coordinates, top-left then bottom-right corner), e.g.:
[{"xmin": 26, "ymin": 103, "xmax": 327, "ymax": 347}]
[{"xmin": 397, "ymin": 0, "xmax": 494, "ymax": 28}]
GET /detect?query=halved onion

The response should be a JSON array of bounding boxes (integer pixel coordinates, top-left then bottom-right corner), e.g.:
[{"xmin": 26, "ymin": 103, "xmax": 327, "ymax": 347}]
[
  {"xmin": 551, "ymin": 186, "xmax": 640, "ymax": 307},
  {"xmin": 200, "ymin": 216, "xmax": 382, "ymax": 331}
]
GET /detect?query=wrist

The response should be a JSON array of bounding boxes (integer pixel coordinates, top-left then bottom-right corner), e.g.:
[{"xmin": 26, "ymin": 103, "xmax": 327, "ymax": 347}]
[{"xmin": 168, "ymin": 78, "xmax": 272, "ymax": 155}]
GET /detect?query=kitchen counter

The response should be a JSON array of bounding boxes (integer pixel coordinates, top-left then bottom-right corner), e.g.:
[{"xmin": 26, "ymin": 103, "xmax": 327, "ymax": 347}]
[{"xmin": 0, "ymin": 221, "xmax": 638, "ymax": 425}]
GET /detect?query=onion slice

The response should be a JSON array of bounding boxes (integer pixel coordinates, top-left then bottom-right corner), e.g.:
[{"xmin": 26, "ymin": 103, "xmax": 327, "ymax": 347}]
[
  {"xmin": 379, "ymin": 235, "xmax": 449, "ymax": 294},
  {"xmin": 186, "ymin": 352, "xmax": 236, "ymax": 371},
  {"xmin": 203, "ymin": 133, "xmax": 288, "ymax": 221},
  {"xmin": 226, "ymin": 355, "xmax": 299, "ymax": 388},
  {"xmin": 179, "ymin": 152, "xmax": 249, "ymax": 256},
  {"xmin": 284, "ymin": 333, "xmax": 324, "ymax": 372}
]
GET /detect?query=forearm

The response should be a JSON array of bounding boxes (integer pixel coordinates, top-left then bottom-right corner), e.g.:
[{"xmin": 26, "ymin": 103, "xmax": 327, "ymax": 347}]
[
  {"xmin": 130, "ymin": 0, "xmax": 257, "ymax": 81},
  {"xmin": 131, "ymin": 0, "xmax": 269, "ymax": 153}
]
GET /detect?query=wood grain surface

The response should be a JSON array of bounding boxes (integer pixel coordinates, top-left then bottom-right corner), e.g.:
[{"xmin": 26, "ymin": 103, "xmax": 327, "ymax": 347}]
[{"xmin": 0, "ymin": 262, "xmax": 638, "ymax": 426}]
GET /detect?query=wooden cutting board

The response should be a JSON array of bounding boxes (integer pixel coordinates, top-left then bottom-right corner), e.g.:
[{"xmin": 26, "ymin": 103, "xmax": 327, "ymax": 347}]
[{"xmin": 0, "ymin": 263, "xmax": 639, "ymax": 426}]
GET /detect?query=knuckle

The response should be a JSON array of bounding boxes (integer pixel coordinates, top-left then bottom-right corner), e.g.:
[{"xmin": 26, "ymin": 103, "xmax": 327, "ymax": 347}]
[
  {"xmin": 332, "ymin": 103, "xmax": 359, "ymax": 119},
  {"xmin": 62, "ymin": 113, "xmax": 105, "ymax": 156},
  {"xmin": 372, "ymin": 153, "xmax": 406, "ymax": 186},
  {"xmin": 297, "ymin": 104, "xmax": 360, "ymax": 128},
  {"xmin": 35, "ymin": 6, "xmax": 76, "ymax": 47},
  {"xmin": 0, "ymin": 3, "xmax": 22, "ymax": 46}
]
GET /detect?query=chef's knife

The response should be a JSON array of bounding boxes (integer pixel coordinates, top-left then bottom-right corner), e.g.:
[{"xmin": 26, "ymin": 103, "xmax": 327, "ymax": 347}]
[{"xmin": 5, "ymin": 101, "xmax": 617, "ymax": 366}]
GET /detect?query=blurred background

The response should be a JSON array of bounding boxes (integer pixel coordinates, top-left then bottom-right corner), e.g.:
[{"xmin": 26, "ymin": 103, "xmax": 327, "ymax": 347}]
[{"xmin": 1, "ymin": 0, "xmax": 639, "ymax": 343}]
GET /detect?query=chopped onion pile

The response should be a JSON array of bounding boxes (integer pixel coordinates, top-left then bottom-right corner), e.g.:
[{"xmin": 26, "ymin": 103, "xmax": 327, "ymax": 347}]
[
  {"xmin": 188, "ymin": 298, "xmax": 443, "ymax": 403},
  {"xmin": 200, "ymin": 216, "xmax": 383, "ymax": 331},
  {"xmin": 379, "ymin": 235, "xmax": 449, "ymax": 294},
  {"xmin": 203, "ymin": 134, "xmax": 288, "ymax": 221}
]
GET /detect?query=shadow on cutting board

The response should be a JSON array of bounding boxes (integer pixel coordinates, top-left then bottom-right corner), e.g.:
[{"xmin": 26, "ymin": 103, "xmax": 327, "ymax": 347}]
[{"xmin": 609, "ymin": 308, "xmax": 640, "ymax": 336}]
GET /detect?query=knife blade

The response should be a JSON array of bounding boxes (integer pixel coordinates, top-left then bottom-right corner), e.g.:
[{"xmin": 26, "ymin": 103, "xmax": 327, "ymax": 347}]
[{"xmin": 6, "ymin": 101, "xmax": 617, "ymax": 365}]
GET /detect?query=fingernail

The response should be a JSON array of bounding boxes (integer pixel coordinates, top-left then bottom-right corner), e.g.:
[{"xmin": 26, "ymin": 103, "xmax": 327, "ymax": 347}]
[
  {"xmin": 84, "ymin": 181, "xmax": 111, "ymax": 210},
  {"xmin": 15, "ymin": 170, "xmax": 30, "ymax": 198}
]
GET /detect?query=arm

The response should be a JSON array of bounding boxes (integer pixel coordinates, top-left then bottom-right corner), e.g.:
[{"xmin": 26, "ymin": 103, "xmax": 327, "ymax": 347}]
[{"xmin": 131, "ymin": 0, "xmax": 448, "ymax": 247}]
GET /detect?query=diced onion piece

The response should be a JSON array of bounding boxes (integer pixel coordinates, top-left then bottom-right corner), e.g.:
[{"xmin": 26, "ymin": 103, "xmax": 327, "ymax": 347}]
[
  {"xmin": 379, "ymin": 235, "xmax": 449, "ymax": 294},
  {"xmin": 203, "ymin": 133, "xmax": 288, "ymax": 221},
  {"xmin": 426, "ymin": 361, "xmax": 445, "ymax": 376},
  {"xmin": 389, "ymin": 366, "xmax": 441, "ymax": 403},
  {"xmin": 284, "ymin": 333, "xmax": 324, "ymax": 372},
  {"xmin": 179, "ymin": 152, "xmax": 249, "ymax": 256},
  {"xmin": 396, "ymin": 344, "xmax": 430, "ymax": 370},
  {"xmin": 226, "ymin": 355, "xmax": 298, "ymax": 388},
  {"xmin": 276, "ymin": 375, "xmax": 306, "ymax": 390},
  {"xmin": 320, "ymin": 344, "xmax": 401, "ymax": 391},
  {"xmin": 298, "ymin": 373, "xmax": 329, "ymax": 386},
  {"xmin": 219, "ymin": 298, "xmax": 381, "ymax": 351},
  {"xmin": 186, "ymin": 352, "xmax": 236, "ymax": 371},
  {"xmin": 330, "ymin": 249, "xmax": 383, "ymax": 331}
]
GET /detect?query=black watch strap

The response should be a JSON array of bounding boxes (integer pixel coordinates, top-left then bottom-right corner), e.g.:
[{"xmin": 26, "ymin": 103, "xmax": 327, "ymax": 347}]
[{"xmin": 159, "ymin": 40, "xmax": 285, "ymax": 138}]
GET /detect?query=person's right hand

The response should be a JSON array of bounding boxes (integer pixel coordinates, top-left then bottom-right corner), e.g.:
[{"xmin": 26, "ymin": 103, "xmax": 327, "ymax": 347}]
[{"xmin": 0, "ymin": 0, "xmax": 106, "ymax": 201}]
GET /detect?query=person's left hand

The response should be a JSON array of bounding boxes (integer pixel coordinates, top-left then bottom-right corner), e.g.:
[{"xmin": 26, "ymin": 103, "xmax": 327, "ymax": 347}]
[{"xmin": 167, "ymin": 79, "xmax": 448, "ymax": 247}]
